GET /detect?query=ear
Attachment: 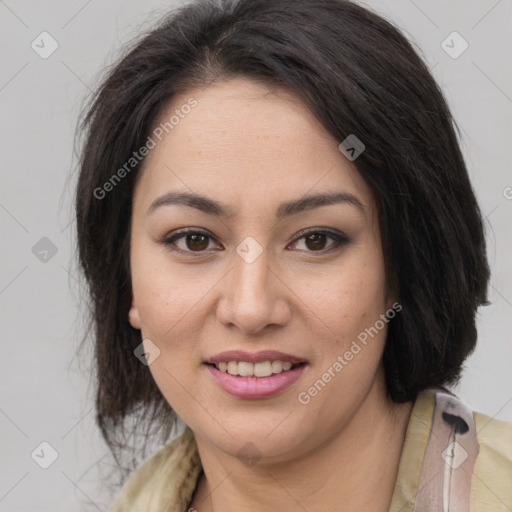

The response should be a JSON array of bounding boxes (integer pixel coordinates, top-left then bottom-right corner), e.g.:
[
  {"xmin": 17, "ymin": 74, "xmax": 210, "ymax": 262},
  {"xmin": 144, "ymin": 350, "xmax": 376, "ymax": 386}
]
[{"xmin": 128, "ymin": 294, "xmax": 141, "ymax": 329}]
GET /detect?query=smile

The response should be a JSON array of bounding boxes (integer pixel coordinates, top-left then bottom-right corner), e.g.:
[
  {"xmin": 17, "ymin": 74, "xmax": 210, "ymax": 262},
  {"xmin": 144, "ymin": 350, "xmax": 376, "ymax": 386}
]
[
  {"xmin": 203, "ymin": 349, "xmax": 308, "ymax": 398},
  {"xmin": 210, "ymin": 360, "xmax": 304, "ymax": 377}
]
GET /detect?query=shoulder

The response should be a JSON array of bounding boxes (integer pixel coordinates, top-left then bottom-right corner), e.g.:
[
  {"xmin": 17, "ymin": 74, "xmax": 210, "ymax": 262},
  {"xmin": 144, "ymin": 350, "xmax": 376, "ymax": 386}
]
[
  {"xmin": 423, "ymin": 387, "xmax": 512, "ymax": 509},
  {"xmin": 473, "ymin": 408, "xmax": 512, "ymax": 459},
  {"xmin": 471, "ymin": 408, "xmax": 512, "ymax": 510},
  {"xmin": 389, "ymin": 387, "xmax": 512, "ymax": 511},
  {"xmin": 108, "ymin": 427, "xmax": 202, "ymax": 512}
]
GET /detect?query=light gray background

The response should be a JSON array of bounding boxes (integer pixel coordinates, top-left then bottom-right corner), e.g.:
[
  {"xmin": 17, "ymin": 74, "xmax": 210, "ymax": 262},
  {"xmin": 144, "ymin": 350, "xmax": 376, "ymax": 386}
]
[{"xmin": 1, "ymin": 0, "xmax": 511, "ymax": 510}]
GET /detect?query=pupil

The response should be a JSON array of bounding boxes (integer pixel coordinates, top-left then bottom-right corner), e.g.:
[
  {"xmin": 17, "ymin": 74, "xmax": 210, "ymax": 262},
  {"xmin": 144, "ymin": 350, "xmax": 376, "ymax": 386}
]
[
  {"xmin": 306, "ymin": 233, "xmax": 326, "ymax": 250},
  {"xmin": 188, "ymin": 234, "xmax": 208, "ymax": 251}
]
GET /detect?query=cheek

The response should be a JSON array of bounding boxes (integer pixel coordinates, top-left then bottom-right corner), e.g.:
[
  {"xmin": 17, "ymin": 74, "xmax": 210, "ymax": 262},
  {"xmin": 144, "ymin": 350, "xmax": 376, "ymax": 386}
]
[
  {"xmin": 129, "ymin": 244, "xmax": 212, "ymax": 415},
  {"xmin": 294, "ymin": 248, "xmax": 388, "ymax": 347},
  {"xmin": 130, "ymin": 241, "xmax": 197, "ymax": 343},
  {"xmin": 293, "ymin": 254, "xmax": 389, "ymax": 418}
]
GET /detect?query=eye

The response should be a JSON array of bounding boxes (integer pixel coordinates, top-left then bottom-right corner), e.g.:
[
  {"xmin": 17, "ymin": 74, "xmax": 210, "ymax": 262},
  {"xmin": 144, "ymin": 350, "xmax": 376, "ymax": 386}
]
[
  {"xmin": 288, "ymin": 229, "xmax": 349, "ymax": 253},
  {"xmin": 161, "ymin": 228, "xmax": 221, "ymax": 255},
  {"xmin": 160, "ymin": 228, "xmax": 349, "ymax": 256}
]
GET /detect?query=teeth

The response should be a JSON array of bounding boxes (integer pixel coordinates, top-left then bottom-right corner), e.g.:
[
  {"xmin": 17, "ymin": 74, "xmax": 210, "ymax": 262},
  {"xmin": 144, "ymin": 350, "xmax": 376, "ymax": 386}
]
[
  {"xmin": 214, "ymin": 360, "xmax": 298, "ymax": 377},
  {"xmin": 238, "ymin": 361, "xmax": 253, "ymax": 377},
  {"xmin": 227, "ymin": 361, "xmax": 238, "ymax": 375},
  {"xmin": 271, "ymin": 360, "xmax": 282, "ymax": 373},
  {"xmin": 254, "ymin": 361, "xmax": 272, "ymax": 377}
]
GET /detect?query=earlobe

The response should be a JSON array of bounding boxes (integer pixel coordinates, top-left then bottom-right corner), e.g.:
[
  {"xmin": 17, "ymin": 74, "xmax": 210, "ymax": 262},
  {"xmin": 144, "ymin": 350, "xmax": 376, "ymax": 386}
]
[{"xmin": 128, "ymin": 294, "xmax": 141, "ymax": 329}]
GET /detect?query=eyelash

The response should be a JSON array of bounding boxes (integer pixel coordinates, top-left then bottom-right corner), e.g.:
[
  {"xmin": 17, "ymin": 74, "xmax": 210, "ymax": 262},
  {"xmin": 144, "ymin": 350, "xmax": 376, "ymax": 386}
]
[{"xmin": 160, "ymin": 228, "xmax": 349, "ymax": 257}]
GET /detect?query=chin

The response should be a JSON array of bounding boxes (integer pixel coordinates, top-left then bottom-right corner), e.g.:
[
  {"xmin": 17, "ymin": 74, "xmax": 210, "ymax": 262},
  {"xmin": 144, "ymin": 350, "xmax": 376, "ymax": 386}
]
[{"xmin": 191, "ymin": 410, "xmax": 318, "ymax": 465}]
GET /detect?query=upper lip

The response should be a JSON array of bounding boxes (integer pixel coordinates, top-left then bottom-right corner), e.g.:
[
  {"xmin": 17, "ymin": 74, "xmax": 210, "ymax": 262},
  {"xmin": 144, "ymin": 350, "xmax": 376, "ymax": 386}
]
[{"xmin": 204, "ymin": 350, "xmax": 307, "ymax": 365}]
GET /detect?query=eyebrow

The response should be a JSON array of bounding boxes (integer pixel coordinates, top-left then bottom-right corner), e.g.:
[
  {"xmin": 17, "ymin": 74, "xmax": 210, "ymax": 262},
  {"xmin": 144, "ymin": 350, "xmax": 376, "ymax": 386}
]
[{"xmin": 147, "ymin": 191, "xmax": 364, "ymax": 219}]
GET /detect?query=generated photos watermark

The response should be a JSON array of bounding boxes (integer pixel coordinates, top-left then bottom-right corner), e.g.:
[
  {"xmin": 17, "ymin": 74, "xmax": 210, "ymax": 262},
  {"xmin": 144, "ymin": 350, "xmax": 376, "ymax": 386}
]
[
  {"xmin": 297, "ymin": 301, "xmax": 402, "ymax": 405},
  {"xmin": 93, "ymin": 97, "xmax": 198, "ymax": 200}
]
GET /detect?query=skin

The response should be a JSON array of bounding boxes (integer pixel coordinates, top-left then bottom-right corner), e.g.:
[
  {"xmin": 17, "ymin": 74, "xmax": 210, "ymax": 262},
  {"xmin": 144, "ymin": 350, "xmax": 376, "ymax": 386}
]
[{"xmin": 128, "ymin": 77, "xmax": 413, "ymax": 512}]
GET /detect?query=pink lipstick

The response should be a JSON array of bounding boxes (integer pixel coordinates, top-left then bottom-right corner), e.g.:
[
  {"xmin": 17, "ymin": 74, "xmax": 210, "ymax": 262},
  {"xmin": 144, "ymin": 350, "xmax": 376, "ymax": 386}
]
[{"xmin": 203, "ymin": 350, "xmax": 308, "ymax": 399}]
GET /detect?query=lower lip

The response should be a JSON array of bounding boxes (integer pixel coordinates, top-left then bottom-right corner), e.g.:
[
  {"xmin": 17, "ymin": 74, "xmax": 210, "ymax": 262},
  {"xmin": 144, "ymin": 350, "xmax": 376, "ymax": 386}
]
[{"xmin": 204, "ymin": 364, "xmax": 307, "ymax": 399}]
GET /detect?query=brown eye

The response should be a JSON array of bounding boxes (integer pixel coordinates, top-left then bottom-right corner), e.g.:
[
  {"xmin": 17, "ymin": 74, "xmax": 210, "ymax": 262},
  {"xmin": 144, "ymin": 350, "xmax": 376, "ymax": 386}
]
[
  {"xmin": 162, "ymin": 228, "xmax": 348, "ymax": 257},
  {"xmin": 305, "ymin": 232, "xmax": 328, "ymax": 251},
  {"xmin": 185, "ymin": 233, "xmax": 209, "ymax": 251},
  {"xmin": 289, "ymin": 229, "xmax": 349, "ymax": 254},
  {"xmin": 162, "ymin": 229, "xmax": 220, "ymax": 254}
]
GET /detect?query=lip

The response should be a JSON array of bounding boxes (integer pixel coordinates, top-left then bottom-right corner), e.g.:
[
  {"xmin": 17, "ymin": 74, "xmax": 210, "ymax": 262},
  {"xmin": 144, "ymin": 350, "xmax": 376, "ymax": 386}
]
[
  {"xmin": 204, "ymin": 363, "xmax": 308, "ymax": 399},
  {"xmin": 204, "ymin": 350, "xmax": 306, "ymax": 365}
]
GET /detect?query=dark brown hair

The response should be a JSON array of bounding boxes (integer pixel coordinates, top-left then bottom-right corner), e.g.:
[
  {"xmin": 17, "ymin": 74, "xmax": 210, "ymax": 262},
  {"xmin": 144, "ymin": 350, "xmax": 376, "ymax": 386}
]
[{"xmin": 75, "ymin": 0, "xmax": 490, "ymax": 479}]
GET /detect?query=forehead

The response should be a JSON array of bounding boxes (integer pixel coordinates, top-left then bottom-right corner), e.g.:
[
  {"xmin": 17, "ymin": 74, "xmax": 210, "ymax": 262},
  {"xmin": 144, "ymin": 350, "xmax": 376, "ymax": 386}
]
[{"xmin": 135, "ymin": 77, "xmax": 373, "ymax": 216}]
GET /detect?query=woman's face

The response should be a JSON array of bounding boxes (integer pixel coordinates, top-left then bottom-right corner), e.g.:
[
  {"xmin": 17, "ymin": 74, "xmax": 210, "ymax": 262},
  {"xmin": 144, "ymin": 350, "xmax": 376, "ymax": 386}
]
[{"xmin": 129, "ymin": 77, "xmax": 396, "ymax": 462}]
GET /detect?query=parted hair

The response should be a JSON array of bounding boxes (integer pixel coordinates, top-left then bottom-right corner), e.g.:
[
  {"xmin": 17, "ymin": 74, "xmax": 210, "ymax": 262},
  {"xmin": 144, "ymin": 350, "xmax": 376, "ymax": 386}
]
[{"xmin": 74, "ymin": 0, "xmax": 490, "ymax": 476}]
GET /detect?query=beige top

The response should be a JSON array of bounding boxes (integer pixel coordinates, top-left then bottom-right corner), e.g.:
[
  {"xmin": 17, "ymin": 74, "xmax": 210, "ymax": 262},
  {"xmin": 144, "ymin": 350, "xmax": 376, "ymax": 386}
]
[{"xmin": 108, "ymin": 388, "xmax": 512, "ymax": 511}]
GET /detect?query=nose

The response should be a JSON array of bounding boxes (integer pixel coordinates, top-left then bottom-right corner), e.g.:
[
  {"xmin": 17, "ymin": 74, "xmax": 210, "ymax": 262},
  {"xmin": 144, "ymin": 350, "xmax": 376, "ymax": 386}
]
[{"xmin": 216, "ymin": 245, "xmax": 292, "ymax": 335}]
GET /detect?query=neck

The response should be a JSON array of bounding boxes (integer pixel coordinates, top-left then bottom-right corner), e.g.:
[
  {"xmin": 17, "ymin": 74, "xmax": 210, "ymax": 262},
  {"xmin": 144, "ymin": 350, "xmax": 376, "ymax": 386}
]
[{"xmin": 190, "ymin": 372, "xmax": 413, "ymax": 512}]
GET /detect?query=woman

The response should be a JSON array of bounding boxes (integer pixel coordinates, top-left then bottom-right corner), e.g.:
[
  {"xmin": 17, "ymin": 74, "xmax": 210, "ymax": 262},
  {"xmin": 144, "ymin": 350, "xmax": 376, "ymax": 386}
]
[{"xmin": 74, "ymin": 0, "xmax": 512, "ymax": 510}]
